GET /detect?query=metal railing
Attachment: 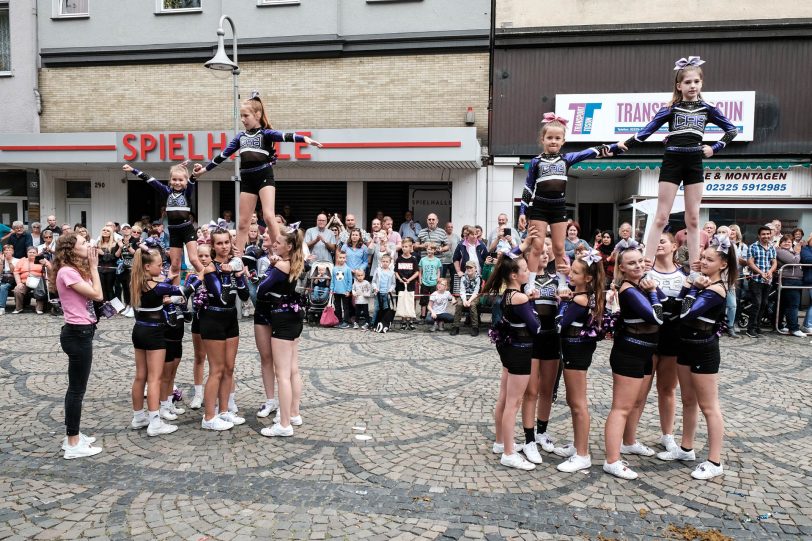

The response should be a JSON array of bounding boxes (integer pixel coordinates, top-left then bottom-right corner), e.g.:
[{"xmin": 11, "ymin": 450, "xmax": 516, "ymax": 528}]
[{"xmin": 774, "ymin": 263, "xmax": 812, "ymax": 335}]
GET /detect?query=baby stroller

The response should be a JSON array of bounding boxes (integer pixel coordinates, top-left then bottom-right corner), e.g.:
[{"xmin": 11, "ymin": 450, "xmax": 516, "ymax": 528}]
[
  {"xmin": 43, "ymin": 265, "xmax": 63, "ymax": 316},
  {"xmin": 736, "ymin": 282, "xmax": 777, "ymax": 330},
  {"xmin": 305, "ymin": 262, "xmax": 333, "ymax": 325}
]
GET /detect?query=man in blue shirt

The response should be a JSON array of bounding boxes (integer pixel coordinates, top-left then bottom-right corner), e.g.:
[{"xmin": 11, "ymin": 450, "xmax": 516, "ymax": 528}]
[
  {"xmin": 745, "ymin": 225, "xmax": 777, "ymax": 338},
  {"xmin": 4, "ymin": 222, "xmax": 33, "ymax": 259}
]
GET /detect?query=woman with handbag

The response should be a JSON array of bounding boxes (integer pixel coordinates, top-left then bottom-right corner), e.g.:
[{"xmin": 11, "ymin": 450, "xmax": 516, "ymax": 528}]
[{"xmin": 13, "ymin": 246, "xmax": 46, "ymax": 314}]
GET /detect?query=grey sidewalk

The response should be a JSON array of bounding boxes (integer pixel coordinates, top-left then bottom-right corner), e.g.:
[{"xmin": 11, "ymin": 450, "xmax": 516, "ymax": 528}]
[{"xmin": 0, "ymin": 314, "xmax": 810, "ymax": 540}]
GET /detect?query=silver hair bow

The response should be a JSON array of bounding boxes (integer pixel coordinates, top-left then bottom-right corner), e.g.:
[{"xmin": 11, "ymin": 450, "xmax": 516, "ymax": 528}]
[
  {"xmin": 711, "ymin": 233, "xmax": 731, "ymax": 254},
  {"xmin": 208, "ymin": 219, "xmax": 228, "ymax": 231},
  {"xmin": 615, "ymin": 238, "xmax": 639, "ymax": 251},
  {"xmin": 583, "ymin": 249, "xmax": 602, "ymax": 266},
  {"xmin": 288, "ymin": 221, "xmax": 301, "ymax": 232},
  {"xmin": 674, "ymin": 56, "xmax": 706, "ymax": 71},
  {"xmin": 250, "ymin": 90, "xmax": 261, "ymax": 99}
]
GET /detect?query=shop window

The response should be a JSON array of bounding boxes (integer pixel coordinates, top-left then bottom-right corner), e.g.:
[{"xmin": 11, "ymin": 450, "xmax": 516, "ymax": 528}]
[
  {"xmin": 708, "ymin": 208, "xmax": 803, "ymax": 246},
  {"xmin": 54, "ymin": 0, "xmax": 89, "ymax": 18},
  {"xmin": 66, "ymin": 181, "xmax": 91, "ymax": 199},
  {"xmin": 156, "ymin": 0, "xmax": 201, "ymax": 14},
  {"xmin": 0, "ymin": 2, "xmax": 10, "ymax": 74}
]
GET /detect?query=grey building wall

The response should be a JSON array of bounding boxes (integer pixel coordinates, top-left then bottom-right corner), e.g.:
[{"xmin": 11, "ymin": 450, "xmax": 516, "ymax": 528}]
[
  {"xmin": 0, "ymin": 0, "xmax": 39, "ymax": 133},
  {"xmin": 37, "ymin": 0, "xmax": 490, "ymax": 53}
]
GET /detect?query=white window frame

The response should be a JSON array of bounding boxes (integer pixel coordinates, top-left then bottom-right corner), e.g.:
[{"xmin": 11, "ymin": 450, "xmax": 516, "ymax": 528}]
[
  {"xmin": 155, "ymin": 0, "xmax": 202, "ymax": 14},
  {"xmin": 257, "ymin": 0, "xmax": 300, "ymax": 6},
  {"xmin": 0, "ymin": 2, "xmax": 10, "ymax": 76},
  {"xmin": 52, "ymin": 0, "xmax": 90, "ymax": 19}
]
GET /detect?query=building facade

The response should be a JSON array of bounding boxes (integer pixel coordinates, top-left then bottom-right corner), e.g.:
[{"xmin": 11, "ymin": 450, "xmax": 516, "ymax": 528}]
[
  {"xmin": 491, "ymin": 2, "xmax": 812, "ymax": 241},
  {"xmin": 0, "ymin": 0, "xmax": 491, "ymax": 235}
]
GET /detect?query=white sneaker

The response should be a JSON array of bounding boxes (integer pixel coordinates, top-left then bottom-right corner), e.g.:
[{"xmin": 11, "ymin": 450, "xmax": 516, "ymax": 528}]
[
  {"xmin": 792, "ymin": 330, "xmax": 806, "ymax": 338},
  {"xmin": 63, "ymin": 440, "xmax": 103, "ymax": 460},
  {"xmin": 620, "ymin": 441, "xmax": 655, "ymax": 457},
  {"xmin": 61, "ymin": 433, "xmax": 97, "ymax": 451},
  {"xmin": 500, "ymin": 452, "xmax": 536, "ymax": 470},
  {"xmin": 261, "ymin": 423, "xmax": 294, "ymax": 437},
  {"xmin": 691, "ymin": 461, "xmax": 724, "ymax": 480},
  {"xmin": 189, "ymin": 394, "xmax": 203, "ymax": 410},
  {"xmin": 657, "ymin": 447, "xmax": 696, "ymax": 462},
  {"xmin": 778, "ymin": 326, "xmax": 789, "ymax": 333},
  {"xmin": 553, "ymin": 443, "xmax": 576, "ymax": 458},
  {"xmin": 147, "ymin": 418, "xmax": 178, "ymax": 437},
  {"xmin": 159, "ymin": 407, "xmax": 178, "ymax": 421},
  {"xmin": 170, "ymin": 403, "xmax": 185, "ymax": 415},
  {"xmin": 201, "ymin": 415, "xmax": 233, "ymax": 431},
  {"xmin": 522, "ymin": 441, "xmax": 543, "ymax": 464},
  {"xmin": 130, "ymin": 415, "xmax": 149, "ymax": 430},
  {"xmin": 257, "ymin": 399, "xmax": 279, "ymax": 418},
  {"xmin": 535, "ymin": 432, "xmax": 556, "ymax": 453},
  {"xmin": 124, "ymin": 306, "xmax": 135, "ymax": 318},
  {"xmin": 557, "ymin": 454, "xmax": 592, "ymax": 473},
  {"xmin": 491, "ymin": 441, "xmax": 524, "ymax": 454},
  {"xmin": 661, "ymin": 434, "xmax": 677, "ymax": 452},
  {"xmin": 603, "ymin": 460, "xmax": 638, "ymax": 480},
  {"xmin": 273, "ymin": 413, "xmax": 302, "ymax": 426},
  {"xmin": 219, "ymin": 411, "xmax": 245, "ymax": 426}
]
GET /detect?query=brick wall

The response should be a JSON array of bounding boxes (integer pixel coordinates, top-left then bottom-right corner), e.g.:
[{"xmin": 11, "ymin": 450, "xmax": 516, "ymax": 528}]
[{"xmin": 39, "ymin": 53, "xmax": 489, "ymax": 140}]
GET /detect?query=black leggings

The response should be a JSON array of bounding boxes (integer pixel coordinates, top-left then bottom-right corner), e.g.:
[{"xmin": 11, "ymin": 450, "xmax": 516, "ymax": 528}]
[
  {"xmin": 117, "ymin": 269, "xmax": 131, "ymax": 305},
  {"xmin": 99, "ymin": 270, "xmax": 116, "ymax": 302},
  {"xmin": 60, "ymin": 324, "xmax": 95, "ymax": 437}
]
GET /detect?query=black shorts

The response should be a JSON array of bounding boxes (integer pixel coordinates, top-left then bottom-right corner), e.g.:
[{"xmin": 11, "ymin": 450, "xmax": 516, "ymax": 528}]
[
  {"xmin": 191, "ymin": 312, "xmax": 201, "ymax": 334},
  {"xmin": 561, "ymin": 338, "xmax": 596, "ymax": 371},
  {"xmin": 657, "ymin": 319, "xmax": 681, "ymax": 357},
  {"xmin": 527, "ymin": 192, "xmax": 567, "ymax": 225},
  {"xmin": 132, "ymin": 322, "xmax": 166, "ymax": 351},
  {"xmin": 532, "ymin": 329, "xmax": 561, "ymax": 361},
  {"xmin": 165, "ymin": 323, "xmax": 184, "ymax": 362},
  {"xmin": 419, "ymin": 285, "xmax": 436, "ymax": 307},
  {"xmin": 199, "ymin": 308, "xmax": 239, "ymax": 340},
  {"xmin": 659, "ymin": 151, "xmax": 704, "ymax": 186},
  {"xmin": 168, "ymin": 222, "xmax": 196, "ymax": 248},
  {"xmin": 677, "ymin": 334, "xmax": 721, "ymax": 375},
  {"xmin": 270, "ymin": 312, "xmax": 304, "ymax": 341},
  {"xmin": 497, "ymin": 344, "xmax": 532, "ymax": 375},
  {"xmin": 609, "ymin": 332, "xmax": 658, "ymax": 379},
  {"xmin": 240, "ymin": 165, "xmax": 275, "ymax": 196}
]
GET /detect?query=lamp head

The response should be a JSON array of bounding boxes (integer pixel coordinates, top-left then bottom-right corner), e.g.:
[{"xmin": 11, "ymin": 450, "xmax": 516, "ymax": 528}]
[{"xmin": 204, "ymin": 29, "xmax": 238, "ymax": 71}]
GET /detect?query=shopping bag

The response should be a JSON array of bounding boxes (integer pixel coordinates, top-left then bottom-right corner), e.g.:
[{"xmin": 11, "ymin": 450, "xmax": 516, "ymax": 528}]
[
  {"xmin": 395, "ymin": 290, "xmax": 416, "ymax": 318},
  {"xmin": 320, "ymin": 305, "xmax": 339, "ymax": 327}
]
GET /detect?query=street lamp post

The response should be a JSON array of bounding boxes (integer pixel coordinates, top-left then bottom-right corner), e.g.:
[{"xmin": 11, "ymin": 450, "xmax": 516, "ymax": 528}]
[{"xmin": 204, "ymin": 15, "xmax": 240, "ymax": 228}]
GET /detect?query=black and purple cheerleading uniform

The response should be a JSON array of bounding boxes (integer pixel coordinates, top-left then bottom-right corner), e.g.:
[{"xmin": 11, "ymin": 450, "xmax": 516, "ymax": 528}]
[
  {"xmin": 531, "ymin": 272, "xmax": 561, "ymax": 361},
  {"xmin": 520, "ymin": 145, "xmax": 618, "ymax": 225},
  {"xmin": 199, "ymin": 261, "xmax": 249, "ymax": 340},
  {"xmin": 609, "ymin": 282, "xmax": 666, "ymax": 378},
  {"xmin": 203, "ymin": 129, "xmax": 307, "ymax": 196},
  {"xmin": 130, "ymin": 168, "xmax": 197, "ymax": 247},
  {"xmin": 494, "ymin": 289, "xmax": 542, "ymax": 375},
  {"xmin": 255, "ymin": 266, "xmax": 304, "ymax": 341},
  {"xmin": 648, "ymin": 265, "xmax": 687, "ymax": 357},
  {"xmin": 677, "ymin": 281, "xmax": 726, "ymax": 374},
  {"xmin": 557, "ymin": 293, "xmax": 600, "ymax": 371},
  {"xmin": 133, "ymin": 280, "xmax": 196, "ymax": 351},
  {"xmin": 624, "ymin": 100, "xmax": 738, "ymax": 186}
]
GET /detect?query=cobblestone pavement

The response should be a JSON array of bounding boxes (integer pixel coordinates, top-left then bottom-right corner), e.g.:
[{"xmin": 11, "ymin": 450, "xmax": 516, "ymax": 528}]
[{"xmin": 0, "ymin": 313, "xmax": 810, "ymax": 540}]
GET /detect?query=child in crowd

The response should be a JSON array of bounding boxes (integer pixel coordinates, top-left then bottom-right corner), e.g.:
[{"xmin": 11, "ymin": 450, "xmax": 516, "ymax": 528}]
[
  {"xmin": 395, "ymin": 238, "xmax": 419, "ymax": 330},
  {"xmin": 330, "ymin": 251, "xmax": 353, "ymax": 329},
  {"xmin": 311, "ymin": 264, "xmax": 331, "ymax": 304},
  {"xmin": 372, "ymin": 254, "xmax": 396, "ymax": 333},
  {"xmin": 451, "ymin": 260, "xmax": 481, "ymax": 336},
  {"xmin": 426, "ymin": 278, "xmax": 455, "ymax": 331},
  {"xmin": 418, "ymin": 243, "xmax": 443, "ymax": 321},
  {"xmin": 351, "ymin": 269, "xmax": 373, "ymax": 329}
]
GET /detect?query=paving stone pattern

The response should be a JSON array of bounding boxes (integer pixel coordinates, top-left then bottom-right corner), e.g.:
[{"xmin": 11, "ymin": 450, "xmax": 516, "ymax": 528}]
[{"xmin": 0, "ymin": 314, "xmax": 810, "ymax": 540}]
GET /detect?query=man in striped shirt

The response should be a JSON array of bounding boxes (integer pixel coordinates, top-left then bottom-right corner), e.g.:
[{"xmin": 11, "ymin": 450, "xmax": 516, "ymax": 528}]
[{"xmin": 745, "ymin": 225, "xmax": 777, "ymax": 338}]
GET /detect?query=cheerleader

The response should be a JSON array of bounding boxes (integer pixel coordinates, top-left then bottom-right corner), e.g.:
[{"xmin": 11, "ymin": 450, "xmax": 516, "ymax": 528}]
[
  {"xmin": 520, "ymin": 113, "xmax": 616, "ymax": 292},
  {"xmin": 485, "ymin": 254, "xmax": 541, "ymax": 470},
  {"xmin": 646, "ymin": 231, "xmax": 686, "ymax": 452},
  {"xmin": 553, "ymin": 250, "xmax": 606, "ymax": 473},
  {"xmin": 129, "ymin": 248, "xmax": 199, "ymax": 437},
  {"xmin": 122, "ymin": 163, "xmax": 204, "ymax": 279},
  {"xmin": 616, "ymin": 57, "xmax": 738, "ymax": 272},
  {"xmin": 257, "ymin": 227, "xmax": 306, "ymax": 437},
  {"xmin": 159, "ymin": 299, "xmax": 187, "ymax": 422},
  {"xmin": 254, "ymin": 232, "xmax": 280, "ymax": 419},
  {"xmin": 189, "ymin": 243, "xmax": 212, "ymax": 410},
  {"xmin": 521, "ymin": 249, "xmax": 560, "ymax": 465},
  {"xmin": 603, "ymin": 248, "xmax": 666, "ymax": 479},
  {"xmin": 200, "ymin": 228, "xmax": 250, "ymax": 431},
  {"xmin": 657, "ymin": 234, "xmax": 735, "ymax": 480},
  {"xmin": 193, "ymin": 92, "xmax": 322, "ymax": 256}
]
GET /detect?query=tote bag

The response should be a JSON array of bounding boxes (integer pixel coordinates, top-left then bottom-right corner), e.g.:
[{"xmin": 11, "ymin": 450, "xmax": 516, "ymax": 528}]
[
  {"xmin": 394, "ymin": 290, "xmax": 416, "ymax": 319},
  {"xmin": 320, "ymin": 301, "xmax": 339, "ymax": 327}
]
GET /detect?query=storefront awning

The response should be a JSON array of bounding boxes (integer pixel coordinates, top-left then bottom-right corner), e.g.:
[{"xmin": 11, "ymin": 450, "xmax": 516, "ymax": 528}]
[{"xmin": 569, "ymin": 160, "xmax": 810, "ymax": 171}]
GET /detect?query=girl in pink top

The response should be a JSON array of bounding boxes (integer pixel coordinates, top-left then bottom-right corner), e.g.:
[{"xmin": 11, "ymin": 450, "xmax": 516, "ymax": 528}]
[{"xmin": 50, "ymin": 233, "xmax": 104, "ymax": 459}]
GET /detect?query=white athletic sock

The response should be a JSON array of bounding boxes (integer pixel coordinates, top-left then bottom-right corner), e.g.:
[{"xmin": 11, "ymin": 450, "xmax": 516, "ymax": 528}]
[
  {"xmin": 556, "ymin": 272, "xmax": 568, "ymax": 290},
  {"xmin": 160, "ymin": 400, "xmax": 170, "ymax": 410},
  {"xmin": 148, "ymin": 410, "xmax": 160, "ymax": 422},
  {"xmin": 194, "ymin": 385, "xmax": 203, "ymax": 397},
  {"xmin": 133, "ymin": 409, "xmax": 146, "ymax": 419}
]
